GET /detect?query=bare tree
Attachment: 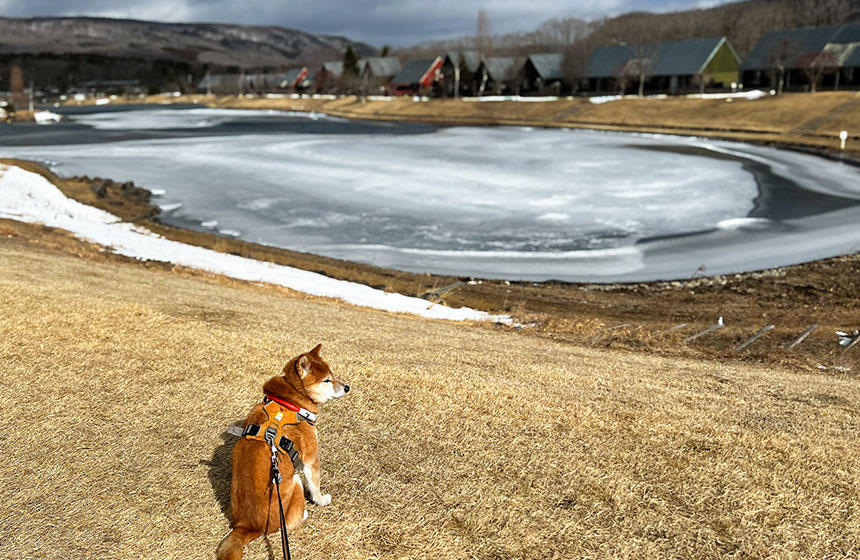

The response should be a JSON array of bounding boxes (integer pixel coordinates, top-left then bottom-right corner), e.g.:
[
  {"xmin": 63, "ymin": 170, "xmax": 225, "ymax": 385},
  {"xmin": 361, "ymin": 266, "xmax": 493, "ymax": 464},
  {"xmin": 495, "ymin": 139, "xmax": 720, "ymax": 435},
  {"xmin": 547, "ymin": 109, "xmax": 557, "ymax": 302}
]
[
  {"xmin": 616, "ymin": 61, "xmax": 636, "ymax": 94},
  {"xmin": 561, "ymin": 41, "xmax": 591, "ymax": 93},
  {"xmin": 630, "ymin": 44, "xmax": 658, "ymax": 97},
  {"xmin": 795, "ymin": 0, "xmax": 852, "ymax": 27},
  {"xmin": 767, "ymin": 36, "xmax": 797, "ymax": 94},
  {"xmin": 802, "ymin": 50, "xmax": 839, "ymax": 93},
  {"xmin": 690, "ymin": 72, "xmax": 707, "ymax": 94},
  {"xmin": 10, "ymin": 65, "xmax": 27, "ymax": 111},
  {"xmin": 537, "ymin": 17, "xmax": 591, "ymax": 47},
  {"xmin": 476, "ymin": 9, "xmax": 494, "ymax": 58}
]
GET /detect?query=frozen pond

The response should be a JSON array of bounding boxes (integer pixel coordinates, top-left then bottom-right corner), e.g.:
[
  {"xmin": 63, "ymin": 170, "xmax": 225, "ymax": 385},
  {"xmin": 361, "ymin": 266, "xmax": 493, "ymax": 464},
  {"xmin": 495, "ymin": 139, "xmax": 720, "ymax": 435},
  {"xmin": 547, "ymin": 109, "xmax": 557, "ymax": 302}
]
[{"xmin": 2, "ymin": 106, "xmax": 859, "ymax": 282}]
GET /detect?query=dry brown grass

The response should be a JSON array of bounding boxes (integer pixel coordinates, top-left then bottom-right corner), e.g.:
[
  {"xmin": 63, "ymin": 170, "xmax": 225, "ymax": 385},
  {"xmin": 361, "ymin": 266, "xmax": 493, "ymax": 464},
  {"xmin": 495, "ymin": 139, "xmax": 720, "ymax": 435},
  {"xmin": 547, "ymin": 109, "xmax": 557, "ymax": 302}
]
[
  {"xmin": 7, "ymin": 109, "xmax": 37, "ymax": 122},
  {"xmin": 1, "ymin": 237, "xmax": 859, "ymax": 559}
]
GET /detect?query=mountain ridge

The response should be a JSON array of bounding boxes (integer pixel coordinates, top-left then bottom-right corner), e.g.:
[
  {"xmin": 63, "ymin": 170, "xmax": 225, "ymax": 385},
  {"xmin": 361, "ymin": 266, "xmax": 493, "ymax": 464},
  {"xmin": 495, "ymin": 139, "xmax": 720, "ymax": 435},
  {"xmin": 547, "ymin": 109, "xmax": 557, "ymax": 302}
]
[{"xmin": 0, "ymin": 16, "xmax": 376, "ymax": 70}]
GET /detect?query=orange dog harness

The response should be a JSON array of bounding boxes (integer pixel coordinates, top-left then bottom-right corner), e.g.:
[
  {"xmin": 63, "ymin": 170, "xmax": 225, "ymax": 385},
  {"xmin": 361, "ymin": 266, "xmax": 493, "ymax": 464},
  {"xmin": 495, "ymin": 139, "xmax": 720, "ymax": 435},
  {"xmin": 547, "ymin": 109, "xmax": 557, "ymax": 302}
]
[{"xmin": 242, "ymin": 395, "xmax": 315, "ymax": 471}]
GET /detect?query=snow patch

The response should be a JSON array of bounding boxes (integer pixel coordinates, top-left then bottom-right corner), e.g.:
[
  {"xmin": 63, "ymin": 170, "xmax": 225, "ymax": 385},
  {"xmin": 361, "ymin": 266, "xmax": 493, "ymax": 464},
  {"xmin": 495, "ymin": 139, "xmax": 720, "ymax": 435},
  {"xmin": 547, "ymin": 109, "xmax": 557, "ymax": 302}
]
[
  {"xmin": 685, "ymin": 90, "xmax": 768, "ymax": 100},
  {"xmin": 0, "ymin": 165, "xmax": 511, "ymax": 323},
  {"xmin": 159, "ymin": 202, "xmax": 183, "ymax": 212},
  {"xmin": 716, "ymin": 217, "xmax": 774, "ymax": 231},
  {"xmin": 590, "ymin": 90, "xmax": 768, "ymax": 104},
  {"xmin": 462, "ymin": 95, "xmax": 560, "ymax": 103},
  {"xmin": 588, "ymin": 95, "xmax": 624, "ymax": 104},
  {"xmin": 34, "ymin": 111, "xmax": 61, "ymax": 124}
]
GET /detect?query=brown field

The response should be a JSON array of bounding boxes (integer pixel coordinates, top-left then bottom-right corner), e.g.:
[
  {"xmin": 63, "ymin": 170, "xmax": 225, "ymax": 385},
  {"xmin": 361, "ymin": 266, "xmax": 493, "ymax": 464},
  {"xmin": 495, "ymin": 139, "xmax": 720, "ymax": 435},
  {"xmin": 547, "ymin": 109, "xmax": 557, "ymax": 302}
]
[{"xmin": 1, "ymin": 229, "xmax": 859, "ymax": 560}]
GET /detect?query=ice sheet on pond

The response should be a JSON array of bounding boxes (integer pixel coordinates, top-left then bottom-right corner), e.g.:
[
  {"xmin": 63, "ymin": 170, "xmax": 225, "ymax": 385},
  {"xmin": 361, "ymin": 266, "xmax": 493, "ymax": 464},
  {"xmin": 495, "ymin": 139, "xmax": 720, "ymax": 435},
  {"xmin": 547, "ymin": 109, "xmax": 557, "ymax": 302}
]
[
  {"xmin": 2, "ymin": 108, "xmax": 859, "ymax": 282},
  {"xmin": 68, "ymin": 107, "xmax": 345, "ymax": 130}
]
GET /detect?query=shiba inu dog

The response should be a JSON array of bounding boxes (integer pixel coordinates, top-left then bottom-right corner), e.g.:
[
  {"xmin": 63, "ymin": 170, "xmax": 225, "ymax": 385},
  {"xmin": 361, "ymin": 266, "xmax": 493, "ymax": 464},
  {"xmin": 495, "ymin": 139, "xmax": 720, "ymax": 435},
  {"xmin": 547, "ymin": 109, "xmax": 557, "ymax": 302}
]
[{"xmin": 216, "ymin": 344, "xmax": 349, "ymax": 560}]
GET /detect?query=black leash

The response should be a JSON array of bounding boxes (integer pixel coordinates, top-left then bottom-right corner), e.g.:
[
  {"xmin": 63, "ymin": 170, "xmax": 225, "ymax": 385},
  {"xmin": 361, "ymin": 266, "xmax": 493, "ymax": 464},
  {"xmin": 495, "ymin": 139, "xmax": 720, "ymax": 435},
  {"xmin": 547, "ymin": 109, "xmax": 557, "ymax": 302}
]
[
  {"xmin": 268, "ymin": 436, "xmax": 292, "ymax": 560},
  {"xmin": 274, "ymin": 471, "xmax": 292, "ymax": 560}
]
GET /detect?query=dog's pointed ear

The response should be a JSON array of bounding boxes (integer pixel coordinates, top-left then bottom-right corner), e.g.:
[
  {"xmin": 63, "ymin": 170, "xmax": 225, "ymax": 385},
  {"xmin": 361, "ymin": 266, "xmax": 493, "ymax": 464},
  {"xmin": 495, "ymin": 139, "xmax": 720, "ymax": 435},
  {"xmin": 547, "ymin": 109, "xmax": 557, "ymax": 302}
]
[
  {"xmin": 297, "ymin": 355, "xmax": 311, "ymax": 379},
  {"xmin": 309, "ymin": 343, "xmax": 322, "ymax": 357}
]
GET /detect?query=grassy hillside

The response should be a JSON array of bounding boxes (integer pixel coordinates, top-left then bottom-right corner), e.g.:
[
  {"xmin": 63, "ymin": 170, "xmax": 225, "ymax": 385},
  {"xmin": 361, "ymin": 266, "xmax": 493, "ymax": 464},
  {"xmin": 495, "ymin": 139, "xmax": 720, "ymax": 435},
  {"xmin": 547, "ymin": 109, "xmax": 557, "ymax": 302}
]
[{"xmin": 1, "ymin": 226, "xmax": 858, "ymax": 559}]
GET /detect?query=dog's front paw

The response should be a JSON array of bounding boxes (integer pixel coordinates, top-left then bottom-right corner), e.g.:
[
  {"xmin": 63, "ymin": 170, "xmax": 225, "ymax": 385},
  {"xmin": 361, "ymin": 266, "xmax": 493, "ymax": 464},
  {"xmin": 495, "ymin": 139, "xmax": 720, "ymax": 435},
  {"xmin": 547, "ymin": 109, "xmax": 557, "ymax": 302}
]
[{"xmin": 317, "ymin": 493, "xmax": 331, "ymax": 506}]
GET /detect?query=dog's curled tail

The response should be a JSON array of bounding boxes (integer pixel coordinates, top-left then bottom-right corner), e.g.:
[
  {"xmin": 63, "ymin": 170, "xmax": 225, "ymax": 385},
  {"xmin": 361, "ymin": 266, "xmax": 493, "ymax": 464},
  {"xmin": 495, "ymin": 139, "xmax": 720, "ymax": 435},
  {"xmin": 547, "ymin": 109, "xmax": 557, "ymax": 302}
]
[{"xmin": 216, "ymin": 527, "xmax": 260, "ymax": 560}]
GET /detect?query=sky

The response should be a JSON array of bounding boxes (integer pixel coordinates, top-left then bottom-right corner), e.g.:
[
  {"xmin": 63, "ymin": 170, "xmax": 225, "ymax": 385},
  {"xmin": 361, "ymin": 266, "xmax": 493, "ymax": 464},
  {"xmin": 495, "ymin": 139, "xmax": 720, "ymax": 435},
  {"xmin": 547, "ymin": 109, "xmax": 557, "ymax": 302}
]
[{"xmin": 0, "ymin": 0, "xmax": 728, "ymax": 46}]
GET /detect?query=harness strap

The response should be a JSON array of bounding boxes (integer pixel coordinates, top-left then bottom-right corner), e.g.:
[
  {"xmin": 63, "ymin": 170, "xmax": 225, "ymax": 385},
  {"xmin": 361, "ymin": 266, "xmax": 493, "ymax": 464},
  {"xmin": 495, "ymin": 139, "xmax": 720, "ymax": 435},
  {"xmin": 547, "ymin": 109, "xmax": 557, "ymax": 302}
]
[{"xmin": 243, "ymin": 424, "xmax": 303, "ymax": 471}]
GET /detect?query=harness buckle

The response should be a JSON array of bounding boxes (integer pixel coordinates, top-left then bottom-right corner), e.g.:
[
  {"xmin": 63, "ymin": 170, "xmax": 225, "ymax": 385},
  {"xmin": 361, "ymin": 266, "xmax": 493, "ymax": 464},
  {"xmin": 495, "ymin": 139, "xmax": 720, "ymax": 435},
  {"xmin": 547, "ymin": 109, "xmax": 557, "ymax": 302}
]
[
  {"xmin": 264, "ymin": 426, "xmax": 278, "ymax": 446},
  {"xmin": 242, "ymin": 424, "xmax": 261, "ymax": 438}
]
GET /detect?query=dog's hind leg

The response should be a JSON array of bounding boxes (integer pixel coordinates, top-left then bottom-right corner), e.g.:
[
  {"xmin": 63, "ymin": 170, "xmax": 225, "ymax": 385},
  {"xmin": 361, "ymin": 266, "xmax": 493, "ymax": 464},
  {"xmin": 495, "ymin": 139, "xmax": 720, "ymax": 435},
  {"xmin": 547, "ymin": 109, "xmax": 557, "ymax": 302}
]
[
  {"xmin": 215, "ymin": 527, "xmax": 261, "ymax": 560},
  {"xmin": 284, "ymin": 473, "xmax": 307, "ymax": 530}
]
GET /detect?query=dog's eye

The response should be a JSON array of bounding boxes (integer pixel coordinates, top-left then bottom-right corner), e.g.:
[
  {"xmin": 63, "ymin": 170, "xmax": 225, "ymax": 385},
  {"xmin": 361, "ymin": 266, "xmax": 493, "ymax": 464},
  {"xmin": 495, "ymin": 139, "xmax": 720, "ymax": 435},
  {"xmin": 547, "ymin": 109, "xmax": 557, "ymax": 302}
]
[{"xmin": 324, "ymin": 379, "xmax": 331, "ymax": 383}]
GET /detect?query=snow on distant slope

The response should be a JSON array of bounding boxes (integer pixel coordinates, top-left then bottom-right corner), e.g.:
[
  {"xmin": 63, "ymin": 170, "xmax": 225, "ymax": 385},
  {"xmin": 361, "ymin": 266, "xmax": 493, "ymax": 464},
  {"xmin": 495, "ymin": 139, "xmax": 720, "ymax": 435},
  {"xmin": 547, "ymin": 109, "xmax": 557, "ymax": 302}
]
[
  {"xmin": 0, "ymin": 17, "xmax": 376, "ymax": 68},
  {"xmin": 0, "ymin": 165, "xmax": 511, "ymax": 324}
]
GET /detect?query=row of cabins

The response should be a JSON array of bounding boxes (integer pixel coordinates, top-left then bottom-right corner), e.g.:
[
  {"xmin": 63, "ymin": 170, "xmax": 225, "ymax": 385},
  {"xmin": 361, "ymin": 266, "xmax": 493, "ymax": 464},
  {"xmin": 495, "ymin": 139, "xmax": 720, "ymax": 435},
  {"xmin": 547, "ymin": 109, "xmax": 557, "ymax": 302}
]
[
  {"xmin": 198, "ymin": 23, "xmax": 860, "ymax": 97},
  {"xmin": 740, "ymin": 23, "xmax": 860, "ymax": 90},
  {"xmin": 197, "ymin": 56, "xmax": 406, "ymax": 95}
]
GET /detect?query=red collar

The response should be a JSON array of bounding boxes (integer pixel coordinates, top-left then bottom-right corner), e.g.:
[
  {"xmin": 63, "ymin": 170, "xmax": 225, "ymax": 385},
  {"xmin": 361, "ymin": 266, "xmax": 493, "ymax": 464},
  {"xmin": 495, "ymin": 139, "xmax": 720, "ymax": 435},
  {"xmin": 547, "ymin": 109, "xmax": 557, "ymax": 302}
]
[
  {"xmin": 264, "ymin": 394, "xmax": 317, "ymax": 424},
  {"xmin": 265, "ymin": 393, "xmax": 300, "ymax": 412}
]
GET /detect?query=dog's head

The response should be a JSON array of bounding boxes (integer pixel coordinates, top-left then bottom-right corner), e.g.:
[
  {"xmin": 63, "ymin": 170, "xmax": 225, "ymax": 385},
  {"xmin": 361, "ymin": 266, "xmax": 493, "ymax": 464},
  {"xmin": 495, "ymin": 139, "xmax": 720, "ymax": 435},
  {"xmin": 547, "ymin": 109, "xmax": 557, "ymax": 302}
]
[{"xmin": 288, "ymin": 343, "xmax": 350, "ymax": 404}]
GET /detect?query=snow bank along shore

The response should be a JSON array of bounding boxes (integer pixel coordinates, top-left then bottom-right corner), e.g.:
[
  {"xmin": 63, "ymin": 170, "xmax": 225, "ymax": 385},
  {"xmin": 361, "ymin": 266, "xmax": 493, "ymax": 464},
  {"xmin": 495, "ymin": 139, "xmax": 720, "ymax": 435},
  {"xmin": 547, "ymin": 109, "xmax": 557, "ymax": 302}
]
[{"xmin": 0, "ymin": 164, "xmax": 512, "ymax": 323}]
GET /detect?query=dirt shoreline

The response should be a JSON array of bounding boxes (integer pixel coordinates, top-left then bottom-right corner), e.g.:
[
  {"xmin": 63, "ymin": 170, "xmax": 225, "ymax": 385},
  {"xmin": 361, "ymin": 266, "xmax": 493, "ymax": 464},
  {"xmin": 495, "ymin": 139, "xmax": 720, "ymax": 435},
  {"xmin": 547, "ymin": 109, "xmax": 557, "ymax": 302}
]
[{"xmin": 2, "ymin": 156, "xmax": 857, "ymax": 375}]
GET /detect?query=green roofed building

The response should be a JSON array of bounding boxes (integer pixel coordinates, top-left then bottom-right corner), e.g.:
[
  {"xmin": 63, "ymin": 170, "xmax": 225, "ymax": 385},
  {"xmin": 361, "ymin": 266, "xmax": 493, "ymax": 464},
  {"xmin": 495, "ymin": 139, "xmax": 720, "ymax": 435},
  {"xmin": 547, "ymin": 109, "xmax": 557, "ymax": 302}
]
[
  {"xmin": 584, "ymin": 37, "xmax": 740, "ymax": 94},
  {"xmin": 523, "ymin": 53, "xmax": 565, "ymax": 93},
  {"xmin": 740, "ymin": 23, "xmax": 860, "ymax": 91}
]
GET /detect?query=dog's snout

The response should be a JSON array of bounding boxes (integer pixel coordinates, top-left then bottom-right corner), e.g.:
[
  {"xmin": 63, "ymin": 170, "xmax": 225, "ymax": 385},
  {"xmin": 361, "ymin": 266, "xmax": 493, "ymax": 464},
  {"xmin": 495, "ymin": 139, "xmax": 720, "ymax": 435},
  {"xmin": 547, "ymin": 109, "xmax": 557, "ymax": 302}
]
[{"xmin": 343, "ymin": 384, "xmax": 350, "ymax": 393}]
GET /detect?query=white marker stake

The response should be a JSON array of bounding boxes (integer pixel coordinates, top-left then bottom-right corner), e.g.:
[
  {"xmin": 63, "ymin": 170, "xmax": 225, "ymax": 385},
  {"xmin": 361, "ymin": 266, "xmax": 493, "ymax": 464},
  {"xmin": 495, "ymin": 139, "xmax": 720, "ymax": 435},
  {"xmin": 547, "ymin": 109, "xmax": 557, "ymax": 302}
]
[{"xmin": 840, "ymin": 130, "xmax": 848, "ymax": 151}]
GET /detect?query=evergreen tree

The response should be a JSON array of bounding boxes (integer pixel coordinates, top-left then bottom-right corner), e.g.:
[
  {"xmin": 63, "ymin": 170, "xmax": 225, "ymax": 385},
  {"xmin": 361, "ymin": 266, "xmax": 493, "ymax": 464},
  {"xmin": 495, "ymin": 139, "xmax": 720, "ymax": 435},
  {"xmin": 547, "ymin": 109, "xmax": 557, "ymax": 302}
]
[
  {"xmin": 343, "ymin": 45, "xmax": 359, "ymax": 76},
  {"xmin": 380, "ymin": 45, "xmax": 391, "ymax": 57}
]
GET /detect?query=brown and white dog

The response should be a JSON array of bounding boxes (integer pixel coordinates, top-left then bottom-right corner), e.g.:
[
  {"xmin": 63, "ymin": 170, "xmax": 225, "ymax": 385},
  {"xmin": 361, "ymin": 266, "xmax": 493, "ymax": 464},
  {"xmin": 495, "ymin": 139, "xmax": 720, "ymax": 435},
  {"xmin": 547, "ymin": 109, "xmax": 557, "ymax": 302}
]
[{"xmin": 216, "ymin": 344, "xmax": 349, "ymax": 560}]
